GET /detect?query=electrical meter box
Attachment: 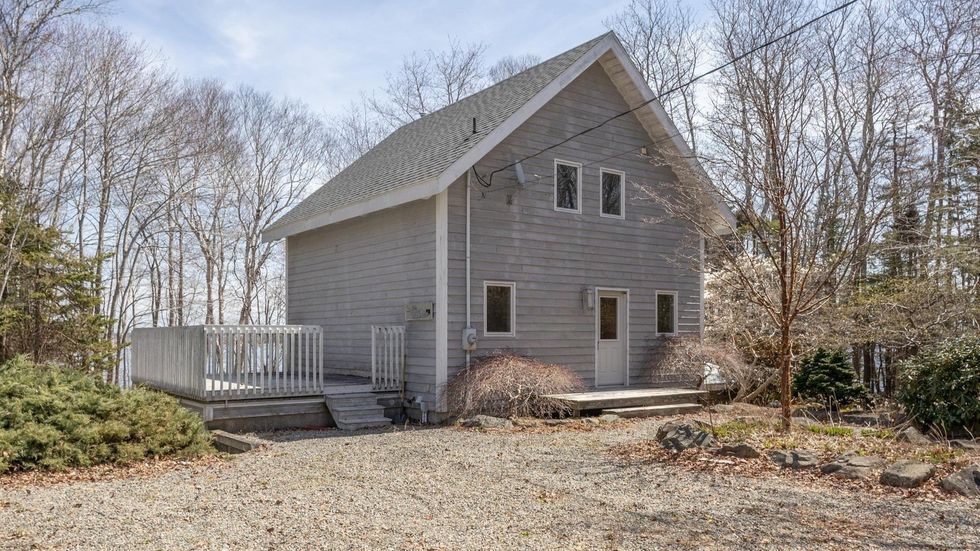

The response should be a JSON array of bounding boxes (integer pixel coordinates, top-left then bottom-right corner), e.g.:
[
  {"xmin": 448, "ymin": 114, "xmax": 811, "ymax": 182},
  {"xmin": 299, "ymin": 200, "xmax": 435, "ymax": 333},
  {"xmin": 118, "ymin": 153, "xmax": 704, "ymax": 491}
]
[
  {"xmin": 405, "ymin": 302, "xmax": 434, "ymax": 321},
  {"xmin": 461, "ymin": 327, "xmax": 477, "ymax": 351}
]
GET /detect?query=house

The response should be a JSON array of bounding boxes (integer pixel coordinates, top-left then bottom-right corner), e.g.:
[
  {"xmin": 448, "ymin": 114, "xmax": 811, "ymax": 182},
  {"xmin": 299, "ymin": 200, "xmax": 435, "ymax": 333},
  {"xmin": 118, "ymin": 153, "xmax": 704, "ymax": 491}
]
[{"xmin": 260, "ymin": 31, "xmax": 734, "ymax": 422}]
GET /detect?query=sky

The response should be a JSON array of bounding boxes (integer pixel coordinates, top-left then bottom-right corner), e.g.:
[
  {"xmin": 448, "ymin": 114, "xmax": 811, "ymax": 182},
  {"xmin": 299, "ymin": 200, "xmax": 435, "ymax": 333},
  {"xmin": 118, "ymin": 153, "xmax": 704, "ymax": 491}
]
[{"xmin": 104, "ymin": 0, "xmax": 661, "ymax": 118}]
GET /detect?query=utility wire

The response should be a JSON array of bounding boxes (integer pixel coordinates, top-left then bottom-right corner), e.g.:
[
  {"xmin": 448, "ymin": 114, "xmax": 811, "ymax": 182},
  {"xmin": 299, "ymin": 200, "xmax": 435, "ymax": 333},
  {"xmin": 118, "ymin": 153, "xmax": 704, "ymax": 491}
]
[
  {"xmin": 471, "ymin": 123, "xmax": 708, "ymax": 196},
  {"xmin": 476, "ymin": 0, "xmax": 858, "ymax": 187}
]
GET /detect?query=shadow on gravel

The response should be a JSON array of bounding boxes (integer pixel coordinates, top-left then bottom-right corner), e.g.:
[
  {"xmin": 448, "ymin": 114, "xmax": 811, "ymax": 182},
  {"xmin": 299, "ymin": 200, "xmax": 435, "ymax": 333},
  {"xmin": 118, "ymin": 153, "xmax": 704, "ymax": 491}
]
[{"xmin": 257, "ymin": 422, "xmax": 443, "ymax": 443}]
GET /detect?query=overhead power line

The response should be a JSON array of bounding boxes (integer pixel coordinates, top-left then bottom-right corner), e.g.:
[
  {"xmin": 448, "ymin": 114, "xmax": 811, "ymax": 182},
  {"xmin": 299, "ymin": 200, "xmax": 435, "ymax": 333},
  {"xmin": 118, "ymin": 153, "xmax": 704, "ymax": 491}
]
[{"xmin": 475, "ymin": 0, "xmax": 858, "ymax": 188}]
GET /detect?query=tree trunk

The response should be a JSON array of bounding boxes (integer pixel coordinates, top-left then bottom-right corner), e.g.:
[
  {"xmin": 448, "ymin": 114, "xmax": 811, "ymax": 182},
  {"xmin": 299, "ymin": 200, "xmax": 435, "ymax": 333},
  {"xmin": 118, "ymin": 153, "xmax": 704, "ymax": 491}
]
[{"xmin": 778, "ymin": 323, "xmax": 793, "ymax": 431}]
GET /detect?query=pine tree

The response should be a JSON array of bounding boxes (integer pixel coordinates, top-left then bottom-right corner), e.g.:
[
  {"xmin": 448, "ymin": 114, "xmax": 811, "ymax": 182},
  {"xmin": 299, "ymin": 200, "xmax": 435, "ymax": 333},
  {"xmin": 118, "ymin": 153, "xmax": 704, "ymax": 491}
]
[
  {"xmin": 0, "ymin": 180, "xmax": 112, "ymax": 371},
  {"xmin": 793, "ymin": 349, "xmax": 868, "ymax": 407}
]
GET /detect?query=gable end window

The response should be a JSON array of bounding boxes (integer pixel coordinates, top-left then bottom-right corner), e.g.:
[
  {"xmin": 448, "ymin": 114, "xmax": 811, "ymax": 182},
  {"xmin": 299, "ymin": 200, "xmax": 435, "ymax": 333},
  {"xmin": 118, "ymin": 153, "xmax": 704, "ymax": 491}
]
[
  {"xmin": 554, "ymin": 160, "xmax": 582, "ymax": 213},
  {"xmin": 600, "ymin": 168, "xmax": 625, "ymax": 218},
  {"xmin": 484, "ymin": 281, "xmax": 516, "ymax": 337},
  {"xmin": 655, "ymin": 291, "xmax": 677, "ymax": 336}
]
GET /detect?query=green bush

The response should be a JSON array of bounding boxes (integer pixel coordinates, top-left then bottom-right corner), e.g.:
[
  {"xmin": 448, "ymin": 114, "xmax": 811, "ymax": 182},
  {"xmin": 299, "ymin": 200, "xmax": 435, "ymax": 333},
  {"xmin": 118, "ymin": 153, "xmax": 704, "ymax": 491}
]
[
  {"xmin": 898, "ymin": 337, "xmax": 980, "ymax": 434},
  {"xmin": 792, "ymin": 349, "xmax": 867, "ymax": 407},
  {"xmin": 0, "ymin": 357, "xmax": 212, "ymax": 473}
]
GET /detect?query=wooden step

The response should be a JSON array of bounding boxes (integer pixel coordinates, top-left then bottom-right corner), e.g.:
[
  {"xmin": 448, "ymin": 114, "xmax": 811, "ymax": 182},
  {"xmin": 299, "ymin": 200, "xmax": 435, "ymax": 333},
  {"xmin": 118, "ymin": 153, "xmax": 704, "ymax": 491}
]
[
  {"xmin": 544, "ymin": 388, "xmax": 707, "ymax": 413},
  {"xmin": 335, "ymin": 415, "xmax": 392, "ymax": 431},
  {"xmin": 602, "ymin": 403, "xmax": 703, "ymax": 418},
  {"xmin": 324, "ymin": 391, "xmax": 393, "ymax": 431},
  {"xmin": 329, "ymin": 403, "xmax": 386, "ymax": 414}
]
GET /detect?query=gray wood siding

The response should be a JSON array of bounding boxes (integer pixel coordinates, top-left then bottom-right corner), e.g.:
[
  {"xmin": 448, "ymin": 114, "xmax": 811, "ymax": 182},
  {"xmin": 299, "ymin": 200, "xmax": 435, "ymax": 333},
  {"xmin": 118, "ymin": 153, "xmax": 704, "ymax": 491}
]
[
  {"xmin": 447, "ymin": 62, "xmax": 702, "ymax": 387},
  {"xmin": 287, "ymin": 198, "xmax": 437, "ymax": 398}
]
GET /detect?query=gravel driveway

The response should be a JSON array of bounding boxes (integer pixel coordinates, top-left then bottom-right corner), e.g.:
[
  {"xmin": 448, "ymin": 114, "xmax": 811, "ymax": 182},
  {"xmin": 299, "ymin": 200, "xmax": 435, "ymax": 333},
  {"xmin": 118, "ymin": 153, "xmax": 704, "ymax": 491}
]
[{"xmin": 1, "ymin": 419, "xmax": 977, "ymax": 550}]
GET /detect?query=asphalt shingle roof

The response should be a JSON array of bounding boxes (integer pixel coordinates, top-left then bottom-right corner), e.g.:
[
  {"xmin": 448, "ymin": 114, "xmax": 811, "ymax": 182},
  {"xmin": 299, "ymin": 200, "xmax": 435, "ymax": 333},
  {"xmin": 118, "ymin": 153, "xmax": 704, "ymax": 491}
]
[{"xmin": 267, "ymin": 33, "xmax": 610, "ymax": 235}]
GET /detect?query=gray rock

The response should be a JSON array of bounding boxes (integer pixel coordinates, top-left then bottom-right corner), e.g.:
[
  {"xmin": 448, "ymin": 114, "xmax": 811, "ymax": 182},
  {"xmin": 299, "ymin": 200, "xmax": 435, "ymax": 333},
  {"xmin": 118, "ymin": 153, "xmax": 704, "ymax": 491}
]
[
  {"xmin": 655, "ymin": 420, "xmax": 687, "ymax": 441},
  {"xmin": 718, "ymin": 443, "xmax": 760, "ymax": 459},
  {"xmin": 656, "ymin": 421, "xmax": 715, "ymax": 452},
  {"xmin": 896, "ymin": 427, "xmax": 932, "ymax": 445},
  {"xmin": 820, "ymin": 453, "xmax": 886, "ymax": 480},
  {"xmin": 880, "ymin": 460, "xmax": 937, "ymax": 488},
  {"xmin": 769, "ymin": 449, "xmax": 820, "ymax": 469},
  {"xmin": 460, "ymin": 415, "xmax": 513, "ymax": 429},
  {"xmin": 835, "ymin": 465, "xmax": 876, "ymax": 480},
  {"xmin": 950, "ymin": 439, "xmax": 980, "ymax": 451},
  {"xmin": 598, "ymin": 414, "xmax": 621, "ymax": 423},
  {"xmin": 940, "ymin": 465, "xmax": 980, "ymax": 497}
]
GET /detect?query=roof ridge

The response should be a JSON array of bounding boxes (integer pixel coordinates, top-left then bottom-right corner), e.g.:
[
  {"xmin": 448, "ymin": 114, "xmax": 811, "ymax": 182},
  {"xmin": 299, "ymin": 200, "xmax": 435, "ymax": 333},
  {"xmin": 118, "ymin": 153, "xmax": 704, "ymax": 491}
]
[{"xmin": 265, "ymin": 32, "xmax": 618, "ymax": 239}]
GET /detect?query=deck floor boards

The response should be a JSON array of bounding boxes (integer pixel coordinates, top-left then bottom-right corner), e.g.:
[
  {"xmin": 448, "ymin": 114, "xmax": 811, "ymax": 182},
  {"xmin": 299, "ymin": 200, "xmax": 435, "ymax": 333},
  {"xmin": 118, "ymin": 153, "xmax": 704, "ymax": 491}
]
[{"xmin": 544, "ymin": 387, "xmax": 706, "ymax": 412}]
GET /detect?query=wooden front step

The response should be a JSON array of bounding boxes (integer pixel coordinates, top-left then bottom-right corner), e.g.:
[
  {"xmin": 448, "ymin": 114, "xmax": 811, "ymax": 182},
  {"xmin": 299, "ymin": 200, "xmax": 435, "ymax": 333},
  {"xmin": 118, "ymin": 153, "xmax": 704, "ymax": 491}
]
[
  {"xmin": 324, "ymin": 391, "xmax": 393, "ymax": 431},
  {"xmin": 602, "ymin": 403, "xmax": 702, "ymax": 418},
  {"xmin": 543, "ymin": 388, "xmax": 707, "ymax": 413}
]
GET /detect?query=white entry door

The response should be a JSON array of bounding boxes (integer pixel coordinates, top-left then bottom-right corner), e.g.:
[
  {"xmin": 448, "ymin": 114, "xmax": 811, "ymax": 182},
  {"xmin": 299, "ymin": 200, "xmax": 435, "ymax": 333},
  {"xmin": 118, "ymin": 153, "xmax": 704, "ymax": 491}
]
[{"xmin": 595, "ymin": 290, "xmax": 628, "ymax": 387}]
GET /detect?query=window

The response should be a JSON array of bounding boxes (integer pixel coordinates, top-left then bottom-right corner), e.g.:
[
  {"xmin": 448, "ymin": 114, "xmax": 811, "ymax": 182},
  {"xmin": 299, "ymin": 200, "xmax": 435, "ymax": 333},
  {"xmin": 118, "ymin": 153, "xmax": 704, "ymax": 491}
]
[
  {"xmin": 484, "ymin": 281, "xmax": 515, "ymax": 336},
  {"xmin": 600, "ymin": 169, "xmax": 624, "ymax": 218},
  {"xmin": 599, "ymin": 296, "xmax": 619, "ymax": 340},
  {"xmin": 554, "ymin": 160, "xmax": 581, "ymax": 213},
  {"xmin": 656, "ymin": 291, "xmax": 677, "ymax": 335}
]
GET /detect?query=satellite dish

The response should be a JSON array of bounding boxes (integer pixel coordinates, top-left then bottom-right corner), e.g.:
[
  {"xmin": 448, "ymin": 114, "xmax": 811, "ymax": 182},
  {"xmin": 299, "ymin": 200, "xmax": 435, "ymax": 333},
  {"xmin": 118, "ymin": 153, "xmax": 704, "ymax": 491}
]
[{"xmin": 514, "ymin": 161, "xmax": 526, "ymax": 186}]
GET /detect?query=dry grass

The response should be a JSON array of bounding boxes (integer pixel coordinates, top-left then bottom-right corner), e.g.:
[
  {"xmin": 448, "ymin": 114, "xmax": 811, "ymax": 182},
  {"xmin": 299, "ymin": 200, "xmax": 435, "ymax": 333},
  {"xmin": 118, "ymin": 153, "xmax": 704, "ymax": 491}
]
[{"xmin": 445, "ymin": 352, "xmax": 585, "ymax": 419}]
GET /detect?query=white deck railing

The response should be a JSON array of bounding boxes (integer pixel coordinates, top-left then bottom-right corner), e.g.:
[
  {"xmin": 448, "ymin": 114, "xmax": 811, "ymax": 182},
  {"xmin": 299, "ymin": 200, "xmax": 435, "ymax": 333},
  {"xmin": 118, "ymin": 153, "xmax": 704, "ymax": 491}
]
[
  {"xmin": 371, "ymin": 325, "xmax": 405, "ymax": 392},
  {"xmin": 131, "ymin": 325, "xmax": 323, "ymax": 400}
]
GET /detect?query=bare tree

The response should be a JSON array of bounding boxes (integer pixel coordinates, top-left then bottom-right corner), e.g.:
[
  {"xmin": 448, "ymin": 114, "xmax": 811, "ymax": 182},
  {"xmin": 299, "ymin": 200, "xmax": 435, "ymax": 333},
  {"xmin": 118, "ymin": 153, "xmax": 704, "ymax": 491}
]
[
  {"xmin": 368, "ymin": 38, "xmax": 487, "ymax": 127},
  {"xmin": 605, "ymin": 0, "xmax": 704, "ymax": 151},
  {"xmin": 229, "ymin": 87, "xmax": 331, "ymax": 324},
  {"xmin": 896, "ymin": 0, "xmax": 980, "ymax": 259},
  {"xmin": 328, "ymin": 98, "xmax": 386, "ymax": 175},
  {"xmin": 488, "ymin": 53, "xmax": 541, "ymax": 83},
  {"xmin": 641, "ymin": 0, "xmax": 885, "ymax": 428}
]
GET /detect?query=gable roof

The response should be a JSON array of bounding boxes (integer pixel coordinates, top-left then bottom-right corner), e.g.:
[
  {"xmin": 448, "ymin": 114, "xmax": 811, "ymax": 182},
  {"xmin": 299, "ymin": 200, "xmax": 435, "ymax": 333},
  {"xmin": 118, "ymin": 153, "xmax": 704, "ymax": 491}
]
[{"xmin": 264, "ymin": 32, "xmax": 734, "ymax": 241}]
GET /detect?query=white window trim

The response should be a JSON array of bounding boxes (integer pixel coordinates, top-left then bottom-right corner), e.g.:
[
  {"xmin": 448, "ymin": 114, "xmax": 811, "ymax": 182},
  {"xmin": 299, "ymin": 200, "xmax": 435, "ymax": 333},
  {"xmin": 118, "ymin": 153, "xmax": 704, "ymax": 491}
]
[
  {"xmin": 483, "ymin": 280, "xmax": 516, "ymax": 337},
  {"xmin": 553, "ymin": 159, "xmax": 582, "ymax": 214},
  {"xmin": 655, "ymin": 290, "xmax": 678, "ymax": 336},
  {"xmin": 599, "ymin": 167, "xmax": 626, "ymax": 219}
]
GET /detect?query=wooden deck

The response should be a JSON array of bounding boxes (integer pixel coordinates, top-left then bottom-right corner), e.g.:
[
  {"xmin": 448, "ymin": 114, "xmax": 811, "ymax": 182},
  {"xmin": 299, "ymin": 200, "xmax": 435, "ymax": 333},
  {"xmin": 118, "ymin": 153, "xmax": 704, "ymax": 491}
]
[
  {"xmin": 203, "ymin": 373, "xmax": 371, "ymax": 400},
  {"xmin": 544, "ymin": 387, "xmax": 707, "ymax": 414}
]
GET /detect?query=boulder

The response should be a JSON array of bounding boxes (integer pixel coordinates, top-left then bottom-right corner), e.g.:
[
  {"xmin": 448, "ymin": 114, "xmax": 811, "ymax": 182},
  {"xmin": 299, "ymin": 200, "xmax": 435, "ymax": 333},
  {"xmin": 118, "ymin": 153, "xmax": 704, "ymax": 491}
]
[
  {"xmin": 819, "ymin": 453, "xmax": 886, "ymax": 480},
  {"xmin": 460, "ymin": 415, "xmax": 513, "ymax": 429},
  {"xmin": 718, "ymin": 443, "xmax": 760, "ymax": 459},
  {"xmin": 710, "ymin": 404, "xmax": 736, "ymax": 414},
  {"xmin": 896, "ymin": 427, "xmax": 932, "ymax": 445},
  {"xmin": 769, "ymin": 449, "xmax": 820, "ymax": 469},
  {"xmin": 656, "ymin": 421, "xmax": 715, "ymax": 452},
  {"xmin": 880, "ymin": 460, "xmax": 936, "ymax": 488},
  {"xmin": 598, "ymin": 414, "xmax": 621, "ymax": 423},
  {"xmin": 950, "ymin": 439, "xmax": 980, "ymax": 452},
  {"xmin": 940, "ymin": 465, "xmax": 980, "ymax": 497}
]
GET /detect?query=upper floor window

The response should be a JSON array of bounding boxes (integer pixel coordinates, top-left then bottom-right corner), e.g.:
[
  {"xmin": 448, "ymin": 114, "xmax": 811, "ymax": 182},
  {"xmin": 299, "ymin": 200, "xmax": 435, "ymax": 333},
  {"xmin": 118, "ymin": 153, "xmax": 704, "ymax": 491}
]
[
  {"xmin": 600, "ymin": 168, "xmax": 625, "ymax": 218},
  {"xmin": 554, "ymin": 160, "xmax": 581, "ymax": 213}
]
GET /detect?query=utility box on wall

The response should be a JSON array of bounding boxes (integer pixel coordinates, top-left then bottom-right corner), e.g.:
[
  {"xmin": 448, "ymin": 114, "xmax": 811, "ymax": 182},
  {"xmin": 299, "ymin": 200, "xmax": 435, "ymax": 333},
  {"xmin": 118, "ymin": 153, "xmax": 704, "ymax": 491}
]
[{"xmin": 405, "ymin": 302, "xmax": 434, "ymax": 321}]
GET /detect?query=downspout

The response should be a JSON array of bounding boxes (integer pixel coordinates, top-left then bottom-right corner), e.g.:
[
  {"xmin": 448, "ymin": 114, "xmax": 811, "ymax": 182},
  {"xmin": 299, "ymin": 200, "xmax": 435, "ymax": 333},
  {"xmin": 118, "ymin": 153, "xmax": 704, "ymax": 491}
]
[{"xmin": 465, "ymin": 170, "xmax": 472, "ymax": 368}]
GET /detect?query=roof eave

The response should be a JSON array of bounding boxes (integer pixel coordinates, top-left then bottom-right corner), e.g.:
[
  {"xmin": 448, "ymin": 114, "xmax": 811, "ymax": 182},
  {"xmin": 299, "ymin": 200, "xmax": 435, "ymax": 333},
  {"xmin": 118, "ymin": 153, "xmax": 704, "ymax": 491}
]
[{"xmin": 262, "ymin": 34, "xmax": 619, "ymax": 242}]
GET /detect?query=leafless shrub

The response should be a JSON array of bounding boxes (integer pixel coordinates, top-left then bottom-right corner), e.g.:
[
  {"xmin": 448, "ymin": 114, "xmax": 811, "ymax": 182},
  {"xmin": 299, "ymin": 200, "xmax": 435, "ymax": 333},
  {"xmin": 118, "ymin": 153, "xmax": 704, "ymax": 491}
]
[
  {"xmin": 654, "ymin": 336, "xmax": 770, "ymax": 402},
  {"xmin": 446, "ymin": 352, "xmax": 585, "ymax": 419}
]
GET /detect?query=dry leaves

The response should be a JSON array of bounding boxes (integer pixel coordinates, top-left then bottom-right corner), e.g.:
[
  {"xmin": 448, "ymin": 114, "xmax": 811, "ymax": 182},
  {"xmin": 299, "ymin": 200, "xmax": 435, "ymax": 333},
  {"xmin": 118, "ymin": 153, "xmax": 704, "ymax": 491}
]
[
  {"xmin": 0, "ymin": 454, "xmax": 229, "ymax": 489},
  {"xmin": 611, "ymin": 411, "xmax": 979, "ymax": 502}
]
